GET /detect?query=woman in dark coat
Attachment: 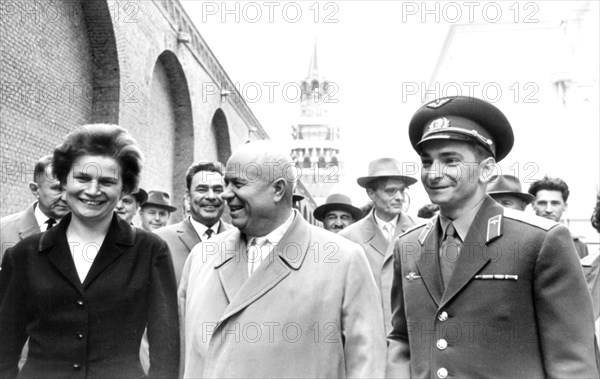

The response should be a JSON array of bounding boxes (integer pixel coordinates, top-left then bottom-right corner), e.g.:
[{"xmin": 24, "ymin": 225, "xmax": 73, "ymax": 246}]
[{"xmin": 0, "ymin": 124, "xmax": 179, "ymax": 379}]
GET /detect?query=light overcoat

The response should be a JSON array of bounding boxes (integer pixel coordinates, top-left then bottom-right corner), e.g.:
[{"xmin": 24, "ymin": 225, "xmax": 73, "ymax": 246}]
[
  {"xmin": 338, "ymin": 209, "xmax": 416, "ymax": 332},
  {"xmin": 1, "ymin": 203, "xmax": 40, "ymax": 258},
  {"xmin": 179, "ymin": 210, "xmax": 387, "ymax": 378}
]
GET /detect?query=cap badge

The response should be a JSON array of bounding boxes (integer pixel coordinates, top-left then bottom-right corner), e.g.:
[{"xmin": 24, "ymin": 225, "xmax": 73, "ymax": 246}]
[
  {"xmin": 429, "ymin": 117, "xmax": 450, "ymax": 130},
  {"xmin": 426, "ymin": 98, "xmax": 451, "ymax": 108}
]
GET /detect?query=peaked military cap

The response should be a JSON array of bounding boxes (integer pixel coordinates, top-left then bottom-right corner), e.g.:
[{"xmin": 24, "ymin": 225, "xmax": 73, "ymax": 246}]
[{"xmin": 408, "ymin": 96, "xmax": 514, "ymax": 162}]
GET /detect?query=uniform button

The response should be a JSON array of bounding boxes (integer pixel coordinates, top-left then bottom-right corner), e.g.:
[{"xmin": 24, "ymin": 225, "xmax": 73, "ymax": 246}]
[
  {"xmin": 437, "ymin": 367, "xmax": 448, "ymax": 378},
  {"xmin": 72, "ymin": 363, "xmax": 81, "ymax": 370},
  {"xmin": 438, "ymin": 311, "xmax": 448, "ymax": 322},
  {"xmin": 76, "ymin": 300, "xmax": 84, "ymax": 306},
  {"xmin": 436, "ymin": 339, "xmax": 448, "ymax": 350},
  {"xmin": 76, "ymin": 331, "xmax": 83, "ymax": 339}
]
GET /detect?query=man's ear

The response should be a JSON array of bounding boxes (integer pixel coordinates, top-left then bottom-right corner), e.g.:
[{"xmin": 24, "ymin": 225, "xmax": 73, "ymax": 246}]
[
  {"xmin": 29, "ymin": 182, "xmax": 40, "ymax": 198},
  {"xmin": 272, "ymin": 178, "xmax": 287, "ymax": 202},
  {"xmin": 479, "ymin": 157, "xmax": 497, "ymax": 183},
  {"xmin": 366, "ymin": 188, "xmax": 375, "ymax": 202}
]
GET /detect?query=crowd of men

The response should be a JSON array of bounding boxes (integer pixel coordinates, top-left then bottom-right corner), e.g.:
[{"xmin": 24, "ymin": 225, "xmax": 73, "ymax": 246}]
[{"xmin": 1, "ymin": 95, "xmax": 599, "ymax": 378}]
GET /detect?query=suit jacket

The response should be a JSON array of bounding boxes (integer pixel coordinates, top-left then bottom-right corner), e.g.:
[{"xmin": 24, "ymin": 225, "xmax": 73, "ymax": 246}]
[
  {"xmin": 582, "ymin": 250, "xmax": 600, "ymax": 320},
  {"xmin": 178, "ymin": 209, "xmax": 387, "ymax": 378},
  {"xmin": 338, "ymin": 209, "xmax": 416, "ymax": 332},
  {"xmin": 386, "ymin": 197, "xmax": 599, "ymax": 378},
  {"xmin": 0, "ymin": 213, "xmax": 179, "ymax": 379},
  {"xmin": 155, "ymin": 217, "xmax": 232, "ymax": 285},
  {"xmin": 573, "ymin": 236, "xmax": 589, "ymax": 259},
  {"xmin": 1, "ymin": 202, "xmax": 40, "ymax": 258}
]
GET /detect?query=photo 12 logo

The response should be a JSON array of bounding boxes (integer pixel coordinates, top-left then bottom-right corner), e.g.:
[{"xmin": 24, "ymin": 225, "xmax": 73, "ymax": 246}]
[
  {"xmin": 202, "ymin": 82, "xmax": 339, "ymax": 104},
  {"xmin": 401, "ymin": 2, "xmax": 539, "ymax": 24},
  {"xmin": 200, "ymin": 1, "xmax": 340, "ymax": 23},
  {"xmin": 402, "ymin": 82, "xmax": 540, "ymax": 104}
]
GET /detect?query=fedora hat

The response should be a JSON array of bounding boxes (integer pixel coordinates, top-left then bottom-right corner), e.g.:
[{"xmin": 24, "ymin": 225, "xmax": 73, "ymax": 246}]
[
  {"xmin": 142, "ymin": 190, "xmax": 177, "ymax": 212},
  {"xmin": 130, "ymin": 188, "xmax": 148, "ymax": 205},
  {"xmin": 357, "ymin": 158, "xmax": 418, "ymax": 188},
  {"xmin": 313, "ymin": 193, "xmax": 364, "ymax": 221},
  {"xmin": 487, "ymin": 175, "xmax": 535, "ymax": 204}
]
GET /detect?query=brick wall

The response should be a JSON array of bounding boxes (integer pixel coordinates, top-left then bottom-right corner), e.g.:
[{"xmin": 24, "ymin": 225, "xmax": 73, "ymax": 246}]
[
  {"xmin": 1, "ymin": 0, "xmax": 94, "ymax": 215},
  {"xmin": 1, "ymin": 0, "xmax": 266, "ymax": 218}
]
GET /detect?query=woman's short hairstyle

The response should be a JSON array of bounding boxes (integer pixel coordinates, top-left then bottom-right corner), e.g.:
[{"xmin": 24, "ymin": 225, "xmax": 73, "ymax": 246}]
[{"xmin": 53, "ymin": 124, "xmax": 144, "ymax": 195}]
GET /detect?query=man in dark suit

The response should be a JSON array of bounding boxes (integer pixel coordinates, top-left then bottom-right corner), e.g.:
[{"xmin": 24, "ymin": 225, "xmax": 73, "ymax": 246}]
[
  {"xmin": 338, "ymin": 157, "xmax": 417, "ymax": 332},
  {"xmin": 155, "ymin": 162, "xmax": 231, "ymax": 285},
  {"xmin": 528, "ymin": 176, "xmax": 589, "ymax": 258},
  {"xmin": 178, "ymin": 141, "xmax": 386, "ymax": 378},
  {"xmin": 387, "ymin": 96, "xmax": 599, "ymax": 378},
  {"xmin": 1, "ymin": 155, "xmax": 70, "ymax": 258}
]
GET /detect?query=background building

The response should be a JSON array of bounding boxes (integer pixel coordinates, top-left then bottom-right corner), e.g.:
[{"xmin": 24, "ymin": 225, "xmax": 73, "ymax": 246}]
[
  {"xmin": 290, "ymin": 45, "xmax": 342, "ymax": 205},
  {"xmin": 426, "ymin": 1, "xmax": 599, "ymax": 248}
]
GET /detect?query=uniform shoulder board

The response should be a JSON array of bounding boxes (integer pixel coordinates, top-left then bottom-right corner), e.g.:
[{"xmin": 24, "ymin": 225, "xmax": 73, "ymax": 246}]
[
  {"xmin": 398, "ymin": 220, "xmax": 430, "ymax": 239},
  {"xmin": 502, "ymin": 208, "xmax": 556, "ymax": 231}
]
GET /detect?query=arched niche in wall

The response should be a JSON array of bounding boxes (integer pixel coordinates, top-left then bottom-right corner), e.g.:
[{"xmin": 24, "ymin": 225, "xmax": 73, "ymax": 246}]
[
  {"xmin": 211, "ymin": 108, "xmax": 231, "ymax": 165},
  {"xmin": 148, "ymin": 50, "xmax": 194, "ymax": 222},
  {"xmin": 80, "ymin": 0, "xmax": 120, "ymax": 123}
]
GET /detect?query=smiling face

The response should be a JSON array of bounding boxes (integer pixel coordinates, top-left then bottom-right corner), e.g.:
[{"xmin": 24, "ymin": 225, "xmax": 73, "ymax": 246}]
[
  {"xmin": 30, "ymin": 164, "xmax": 70, "ymax": 220},
  {"xmin": 187, "ymin": 170, "xmax": 225, "ymax": 227},
  {"xmin": 420, "ymin": 140, "xmax": 493, "ymax": 218},
  {"xmin": 323, "ymin": 210, "xmax": 354, "ymax": 233},
  {"xmin": 139, "ymin": 206, "xmax": 170, "ymax": 231},
  {"xmin": 222, "ymin": 151, "xmax": 281, "ymax": 237},
  {"xmin": 64, "ymin": 155, "xmax": 122, "ymax": 224}
]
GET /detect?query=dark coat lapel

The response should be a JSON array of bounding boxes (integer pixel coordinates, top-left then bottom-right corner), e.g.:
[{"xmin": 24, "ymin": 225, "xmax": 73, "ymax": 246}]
[
  {"xmin": 217, "ymin": 211, "xmax": 308, "ymax": 324},
  {"xmin": 39, "ymin": 213, "xmax": 83, "ymax": 293},
  {"xmin": 178, "ymin": 218, "xmax": 201, "ymax": 251},
  {"xmin": 363, "ymin": 210, "xmax": 387, "ymax": 256},
  {"xmin": 440, "ymin": 197, "xmax": 503, "ymax": 307},
  {"xmin": 83, "ymin": 214, "xmax": 135, "ymax": 288},
  {"xmin": 415, "ymin": 217, "xmax": 444, "ymax": 305}
]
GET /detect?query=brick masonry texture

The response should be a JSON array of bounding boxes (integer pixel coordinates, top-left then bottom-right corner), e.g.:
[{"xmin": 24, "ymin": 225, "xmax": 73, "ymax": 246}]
[{"xmin": 1, "ymin": 0, "xmax": 266, "ymax": 220}]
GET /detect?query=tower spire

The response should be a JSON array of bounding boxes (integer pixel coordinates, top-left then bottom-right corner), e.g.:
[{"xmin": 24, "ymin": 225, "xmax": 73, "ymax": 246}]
[{"xmin": 307, "ymin": 40, "xmax": 318, "ymax": 78}]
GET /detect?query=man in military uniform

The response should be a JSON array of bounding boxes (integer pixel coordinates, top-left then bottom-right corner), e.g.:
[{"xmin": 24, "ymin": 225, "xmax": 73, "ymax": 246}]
[
  {"xmin": 486, "ymin": 174, "xmax": 534, "ymax": 211},
  {"xmin": 528, "ymin": 176, "xmax": 589, "ymax": 258},
  {"xmin": 386, "ymin": 96, "xmax": 599, "ymax": 378}
]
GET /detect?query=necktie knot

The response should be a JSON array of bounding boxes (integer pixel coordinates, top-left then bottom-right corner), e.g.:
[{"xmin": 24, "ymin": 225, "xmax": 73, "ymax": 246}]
[
  {"xmin": 251, "ymin": 237, "xmax": 268, "ymax": 248},
  {"xmin": 445, "ymin": 223, "xmax": 457, "ymax": 239},
  {"xmin": 383, "ymin": 222, "xmax": 395, "ymax": 242},
  {"xmin": 45, "ymin": 218, "xmax": 56, "ymax": 230},
  {"xmin": 248, "ymin": 237, "xmax": 269, "ymax": 276},
  {"xmin": 440, "ymin": 222, "xmax": 461, "ymax": 288},
  {"xmin": 205, "ymin": 228, "xmax": 214, "ymax": 239}
]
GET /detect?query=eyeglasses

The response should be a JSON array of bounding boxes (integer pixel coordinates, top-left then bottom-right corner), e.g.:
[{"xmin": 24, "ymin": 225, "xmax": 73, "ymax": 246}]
[{"xmin": 383, "ymin": 187, "xmax": 405, "ymax": 196}]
